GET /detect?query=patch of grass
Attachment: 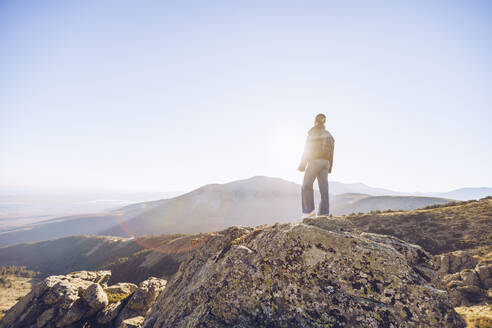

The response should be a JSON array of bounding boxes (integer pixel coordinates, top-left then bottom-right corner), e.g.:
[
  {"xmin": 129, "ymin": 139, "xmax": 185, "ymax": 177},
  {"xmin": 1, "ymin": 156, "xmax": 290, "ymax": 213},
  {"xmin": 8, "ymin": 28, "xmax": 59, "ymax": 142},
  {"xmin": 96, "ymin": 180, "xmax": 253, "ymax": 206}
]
[
  {"xmin": 231, "ymin": 233, "xmax": 250, "ymax": 246},
  {"xmin": 106, "ymin": 291, "xmax": 133, "ymax": 304},
  {"xmin": 455, "ymin": 305, "xmax": 492, "ymax": 328},
  {"xmin": 231, "ymin": 227, "xmax": 264, "ymax": 246},
  {"xmin": 0, "ymin": 274, "xmax": 41, "ymax": 319}
]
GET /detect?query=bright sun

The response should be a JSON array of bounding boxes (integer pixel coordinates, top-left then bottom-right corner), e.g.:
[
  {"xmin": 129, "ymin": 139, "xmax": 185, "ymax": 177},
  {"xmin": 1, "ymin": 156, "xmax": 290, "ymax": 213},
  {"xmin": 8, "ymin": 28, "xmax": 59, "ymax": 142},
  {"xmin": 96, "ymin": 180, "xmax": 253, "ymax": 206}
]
[{"xmin": 267, "ymin": 125, "xmax": 305, "ymax": 161}]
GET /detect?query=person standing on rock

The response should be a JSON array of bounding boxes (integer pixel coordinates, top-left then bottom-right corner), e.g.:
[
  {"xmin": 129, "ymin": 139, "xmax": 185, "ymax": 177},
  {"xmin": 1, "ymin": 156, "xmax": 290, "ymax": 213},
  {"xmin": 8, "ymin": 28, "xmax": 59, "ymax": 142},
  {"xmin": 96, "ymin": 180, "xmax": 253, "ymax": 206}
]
[{"xmin": 298, "ymin": 113, "xmax": 335, "ymax": 218}]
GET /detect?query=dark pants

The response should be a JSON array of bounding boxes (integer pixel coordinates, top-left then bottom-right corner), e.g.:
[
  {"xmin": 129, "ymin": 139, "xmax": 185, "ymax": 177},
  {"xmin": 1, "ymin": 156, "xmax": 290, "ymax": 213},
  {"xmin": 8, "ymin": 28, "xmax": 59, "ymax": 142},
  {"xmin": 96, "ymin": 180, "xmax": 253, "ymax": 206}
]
[{"xmin": 302, "ymin": 159, "xmax": 330, "ymax": 215}]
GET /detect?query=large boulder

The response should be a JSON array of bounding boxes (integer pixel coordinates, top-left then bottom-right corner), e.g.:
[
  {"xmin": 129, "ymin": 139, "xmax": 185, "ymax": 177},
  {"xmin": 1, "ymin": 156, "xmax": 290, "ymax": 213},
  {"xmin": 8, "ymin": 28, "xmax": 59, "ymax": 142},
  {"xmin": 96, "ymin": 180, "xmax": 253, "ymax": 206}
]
[
  {"xmin": 115, "ymin": 277, "xmax": 167, "ymax": 327},
  {"xmin": 97, "ymin": 301, "xmax": 125, "ymax": 325},
  {"xmin": 436, "ymin": 250, "xmax": 477, "ymax": 274},
  {"xmin": 460, "ymin": 269, "xmax": 480, "ymax": 287},
  {"xmin": 81, "ymin": 283, "xmax": 109, "ymax": 310},
  {"xmin": 56, "ymin": 298, "xmax": 89, "ymax": 327},
  {"xmin": 41, "ymin": 277, "xmax": 92, "ymax": 308},
  {"xmin": 442, "ymin": 262, "xmax": 492, "ymax": 306},
  {"xmin": 120, "ymin": 316, "xmax": 145, "ymax": 328},
  {"xmin": 475, "ymin": 263, "xmax": 492, "ymax": 289},
  {"xmin": 126, "ymin": 278, "xmax": 166, "ymax": 314},
  {"xmin": 143, "ymin": 219, "xmax": 465, "ymax": 327},
  {"xmin": 66, "ymin": 270, "xmax": 111, "ymax": 285},
  {"xmin": 105, "ymin": 282, "xmax": 138, "ymax": 296}
]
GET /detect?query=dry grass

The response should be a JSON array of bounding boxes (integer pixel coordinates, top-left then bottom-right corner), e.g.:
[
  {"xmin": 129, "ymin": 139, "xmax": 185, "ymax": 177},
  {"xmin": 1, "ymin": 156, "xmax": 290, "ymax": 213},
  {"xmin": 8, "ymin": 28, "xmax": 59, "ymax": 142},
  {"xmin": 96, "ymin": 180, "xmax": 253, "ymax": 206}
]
[
  {"xmin": 0, "ymin": 266, "xmax": 42, "ymax": 318},
  {"xmin": 0, "ymin": 275, "xmax": 40, "ymax": 319},
  {"xmin": 347, "ymin": 197, "xmax": 492, "ymax": 255},
  {"xmin": 465, "ymin": 245, "xmax": 492, "ymax": 265},
  {"xmin": 455, "ymin": 305, "xmax": 492, "ymax": 328}
]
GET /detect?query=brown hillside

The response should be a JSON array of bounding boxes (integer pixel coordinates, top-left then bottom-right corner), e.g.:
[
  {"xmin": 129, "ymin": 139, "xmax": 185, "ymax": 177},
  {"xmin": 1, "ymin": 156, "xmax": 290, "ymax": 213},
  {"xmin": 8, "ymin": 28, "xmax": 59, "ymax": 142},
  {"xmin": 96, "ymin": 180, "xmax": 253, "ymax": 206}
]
[{"xmin": 346, "ymin": 197, "xmax": 492, "ymax": 255}]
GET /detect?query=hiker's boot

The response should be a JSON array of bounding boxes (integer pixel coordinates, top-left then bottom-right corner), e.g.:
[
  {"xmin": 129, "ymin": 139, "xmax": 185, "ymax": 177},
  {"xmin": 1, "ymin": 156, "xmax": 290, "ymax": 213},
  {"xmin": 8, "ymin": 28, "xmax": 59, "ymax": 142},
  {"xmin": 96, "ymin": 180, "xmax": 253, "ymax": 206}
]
[{"xmin": 302, "ymin": 210, "xmax": 316, "ymax": 219}]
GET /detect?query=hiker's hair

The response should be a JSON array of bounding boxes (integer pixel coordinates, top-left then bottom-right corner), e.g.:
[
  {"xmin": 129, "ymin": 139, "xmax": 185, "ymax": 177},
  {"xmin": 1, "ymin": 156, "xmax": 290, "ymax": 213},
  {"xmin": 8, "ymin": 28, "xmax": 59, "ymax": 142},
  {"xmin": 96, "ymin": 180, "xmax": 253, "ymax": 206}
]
[{"xmin": 314, "ymin": 113, "xmax": 326, "ymax": 125}]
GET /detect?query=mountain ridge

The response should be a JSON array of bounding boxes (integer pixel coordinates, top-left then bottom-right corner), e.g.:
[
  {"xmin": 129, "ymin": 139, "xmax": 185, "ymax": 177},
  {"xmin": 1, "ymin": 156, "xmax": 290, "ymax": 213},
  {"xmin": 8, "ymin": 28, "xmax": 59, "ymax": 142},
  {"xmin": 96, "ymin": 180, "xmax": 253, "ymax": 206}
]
[{"xmin": 0, "ymin": 176, "xmax": 456, "ymax": 246}]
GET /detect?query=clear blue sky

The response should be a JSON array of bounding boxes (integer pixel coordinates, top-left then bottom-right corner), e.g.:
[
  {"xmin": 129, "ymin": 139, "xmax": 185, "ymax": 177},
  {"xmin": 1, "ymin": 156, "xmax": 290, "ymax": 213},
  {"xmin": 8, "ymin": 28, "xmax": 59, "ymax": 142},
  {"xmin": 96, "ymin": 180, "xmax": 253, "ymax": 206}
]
[{"xmin": 1, "ymin": 1, "xmax": 491, "ymax": 193}]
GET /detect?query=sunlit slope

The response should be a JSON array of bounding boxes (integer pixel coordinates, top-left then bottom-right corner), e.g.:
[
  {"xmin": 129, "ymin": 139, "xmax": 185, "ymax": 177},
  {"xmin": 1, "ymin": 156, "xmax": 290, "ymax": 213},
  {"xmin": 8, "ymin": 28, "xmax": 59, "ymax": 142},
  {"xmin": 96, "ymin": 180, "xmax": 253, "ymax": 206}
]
[{"xmin": 347, "ymin": 197, "xmax": 492, "ymax": 255}]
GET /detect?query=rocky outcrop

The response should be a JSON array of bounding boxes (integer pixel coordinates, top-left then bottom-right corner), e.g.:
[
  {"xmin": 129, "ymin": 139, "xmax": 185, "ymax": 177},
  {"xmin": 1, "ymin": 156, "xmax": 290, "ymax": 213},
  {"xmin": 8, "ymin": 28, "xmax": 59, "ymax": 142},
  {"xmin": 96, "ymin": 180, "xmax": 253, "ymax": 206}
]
[
  {"xmin": 0, "ymin": 271, "xmax": 166, "ymax": 328},
  {"xmin": 435, "ymin": 250, "xmax": 478, "ymax": 275},
  {"xmin": 441, "ymin": 262, "xmax": 492, "ymax": 306},
  {"xmin": 105, "ymin": 282, "xmax": 138, "ymax": 296},
  {"xmin": 114, "ymin": 277, "xmax": 166, "ymax": 327},
  {"xmin": 143, "ymin": 218, "xmax": 465, "ymax": 327},
  {"xmin": 433, "ymin": 249, "xmax": 492, "ymax": 307}
]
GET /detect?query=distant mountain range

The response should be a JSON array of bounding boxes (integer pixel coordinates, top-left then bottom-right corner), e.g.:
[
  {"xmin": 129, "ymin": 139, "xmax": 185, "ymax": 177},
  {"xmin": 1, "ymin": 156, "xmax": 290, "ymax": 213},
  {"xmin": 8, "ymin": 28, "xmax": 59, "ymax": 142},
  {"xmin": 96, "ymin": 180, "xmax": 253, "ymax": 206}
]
[
  {"xmin": 330, "ymin": 181, "xmax": 492, "ymax": 200},
  {"xmin": 429, "ymin": 187, "xmax": 492, "ymax": 201},
  {"xmin": 0, "ymin": 176, "xmax": 475, "ymax": 247}
]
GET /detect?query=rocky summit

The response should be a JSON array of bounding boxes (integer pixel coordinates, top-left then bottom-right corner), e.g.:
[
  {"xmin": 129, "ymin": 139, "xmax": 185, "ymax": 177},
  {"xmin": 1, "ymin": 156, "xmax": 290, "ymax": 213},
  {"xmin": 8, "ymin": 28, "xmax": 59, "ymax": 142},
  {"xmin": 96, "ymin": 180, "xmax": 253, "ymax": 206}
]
[
  {"xmin": 143, "ymin": 217, "xmax": 465, "ymax": 327},
  {"xmin": 0, "ymin": 217, "xmax": 467, "ymax": 327}
]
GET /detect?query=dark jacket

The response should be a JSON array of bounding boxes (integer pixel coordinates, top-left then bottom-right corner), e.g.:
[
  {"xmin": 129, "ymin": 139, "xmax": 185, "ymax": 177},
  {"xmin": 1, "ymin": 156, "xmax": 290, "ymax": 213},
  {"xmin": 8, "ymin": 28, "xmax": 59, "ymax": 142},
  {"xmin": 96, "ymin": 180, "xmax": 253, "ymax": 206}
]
[{"xmin": 299, "ymin": 124, "xmax": 335, "ymax": 173}]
